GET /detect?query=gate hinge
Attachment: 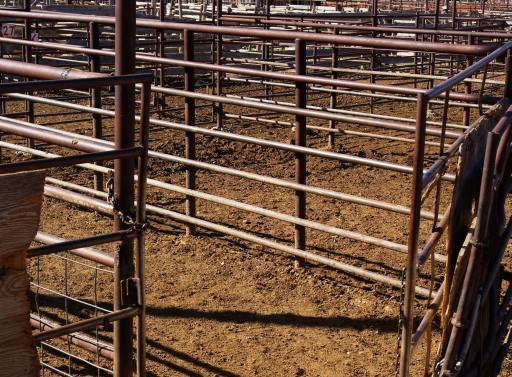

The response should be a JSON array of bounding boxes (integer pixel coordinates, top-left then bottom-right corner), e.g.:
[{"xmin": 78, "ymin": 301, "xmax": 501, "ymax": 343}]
[{"xmin": 121, "ymin": 277, "xmax": 142, "ymax": 307}]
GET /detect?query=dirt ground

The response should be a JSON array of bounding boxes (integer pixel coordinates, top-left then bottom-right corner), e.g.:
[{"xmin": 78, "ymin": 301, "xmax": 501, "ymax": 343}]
[{"xmin": 3, "ymin": 79, "xmax": 511, "ymax": 376}]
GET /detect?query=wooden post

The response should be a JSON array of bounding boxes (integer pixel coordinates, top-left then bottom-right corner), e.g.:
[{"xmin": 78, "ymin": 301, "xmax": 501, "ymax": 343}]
[{"xmin": 0, "ymin": 170, "xmax": 45, "ymax": 377}]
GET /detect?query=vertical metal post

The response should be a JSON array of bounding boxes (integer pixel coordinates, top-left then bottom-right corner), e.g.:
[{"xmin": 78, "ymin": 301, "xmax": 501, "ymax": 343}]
[
  {"xmin": 266, "ymin": 1, "xmax": 274, "ymax": 99},
  {"xmin": 429, "ymin": 0, "xmax": 440, "ymax": 89},
  {"xmin": 0, "ymin": 21, "xmax": 4, "ymax": 118},
  {"xmin": 261, "ymin": 31, "xmax": 268, "ymax": 97},
  {"xmin": 449, "ymin": 0, "xmax": 456, "ymax": 76},
  {"xmin": 114, "ymin": 0, "xmax": 136, "ymax": 374},
  {"xmin": 89, "ymin": 21, "xmax": 103, "ymax": 191},
  {"xmin": 414, "ymin": 12, "xmax": 419, "ymax": 88},
  {"xmin": 434, "ymin": 0, "xmax": 440, "ymax": 29},
  {"xmin": 370, "ymin": 0, "xmax": 378, "ymax": 114},
  {"xmin": 152, "ymin": 27, "xmax": 159, "ymax": 109},
  {"xmin": 22, "ymin": 0, "xmax": 31, "ymax": 64},
  {"xmin": 215, "ymin": 0, "xmax": 223, "ymax": 130},
  {"xmin": 23, "ymin": 0, "xmax": 34, "ymax": 148},
  {"xmin": 313, "ymin": 27, "xmax": 319, "ymax": 65},
  {"xmin": 328, "ymin": 28, "xmax": 339, "ymax": 149},
  {"xmin": 263, "ymin": 0, "xmax": 271, "ymax": 99},
  {"xmin": 184, "ymin": 29, "xmax": 196, "ymax": 236},
  {"xmin": 463, "ymin": 35, "xmax": 474, "ymax": 128},
  {"xmin": 504, "ymin": 49, "xmax": 512, "ymax": 100},
  {"xmin": 135, "ymin": 81, "xmax": 151, "ymax": 377},
  {"xmin": 399, "ymin": 93, "xmax": 428, "ymax": 377},
  {"xmin": 160, "ymin": 0, "xmax": 166, "ymax": 18},
  {"xmin": 420, "ymin": 17, "xmax": 426, "ymax": 77},
  {"xmin": 0, "ymin": 18, "xmax": 2, "ymax": 161},
  {"xmin": 158, "ymin": 0, "xmax": 166, "ymax": 111},
  {"xmin": 452, "ymin": 0, "xmax": 457, "ymax": 29},
  {"xmin": 33, "ymin": 21, "xmax": 40, "ymax": 65},
  {"xmin": 294, "ymin": 38, "xmax": 307, "ymax": 255},
  {"xmin": 210, "ymin": 0, "xmax": 216, "ymax": 123}
]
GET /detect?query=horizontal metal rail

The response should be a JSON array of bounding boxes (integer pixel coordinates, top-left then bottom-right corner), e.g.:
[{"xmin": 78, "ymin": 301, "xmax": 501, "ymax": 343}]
[
  {"xmin": 0, "ymin": 9, "xmax": 495, "ymax": 55},
  {"xmin": 147, "ymin": 202, "xmax": 435, "ymax": 298},
  {"xmin": 222, "ymin": 92, "xmax": 467, "ymax": 135},
  {"xmin": 34, "ymin": 231, "xmax": 115, "ymax": 268},
  {"xmin": 5, "ymin": 108, "xmax": 460, "ymax": 186},
  {"xmin": 31, "ymin": 315, "xmax": 114, "ymax": 360},
  {"xmin": 422, "ymin": 101, "xmax": 512, "ymax": 189},
  {"xmin": 0, "ymin": 66, "xmax": 153, "ymax": 93},
  {"xmin": 0, "ymin": 140, "xmax": 439, "ymax": 221},
  {"xmin": 427, "ymin": 41, "xmax": 512, "ymax": 99},
  {"xmin": 34, "ymin": 307, "xmax": 140, "ymax": 343},
  {"xmin": 222, "ymin": 15, "xmax": 512, "ymax": 39},
  {"xmin": 6, "ymin": 91, "xmax": 464, "ymax": 132},
  {"xmin": 222, "ymin": 112, "xmax": 450, "ymax": 147},
  {"xmin": 0, "ymin": 36, "xmax": 423, "ymax": 96},
  {"xmin": 0, "ymin": 146, "xmax": 142, "ymax": 174},
  {"xmin": 29, "ymin": 230, "xmax": 138, "ymax": 260},
  {"xmin": 45, "ymin": 179, "xmax": 435, "ymax": 298},
  {"xmin": 155, "ymin": 86, "xmax": 463, "ymax": 142},
  {"xmin": 2, "ymin": 34, "xmax": 497, "ymax": 107}
]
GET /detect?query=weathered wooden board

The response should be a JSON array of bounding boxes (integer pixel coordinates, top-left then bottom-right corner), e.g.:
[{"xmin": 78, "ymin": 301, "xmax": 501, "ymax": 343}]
[
  {"xmin": 0, "ymin": 170, "xmax": 45, "ymax": 377},
  {"xmin": 0, "ymin": 170, "xmax": 46, "ymax": 264}
]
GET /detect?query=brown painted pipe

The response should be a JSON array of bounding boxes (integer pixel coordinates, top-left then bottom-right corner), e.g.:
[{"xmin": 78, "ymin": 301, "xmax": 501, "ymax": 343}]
[
  {"xmin": 0, "ymin": 9, "xmax": 495, "ymax": 55},
  {"xmin": 0, "ymin": 58, "xmax": 103, "ymax": 81},
  {"xmin": 30, "ymin": 315, "xmax": 114, "ymax": 360},
  {"xmin": 32, "ymin": 231, "xmax": 118, "ymax": 268}
]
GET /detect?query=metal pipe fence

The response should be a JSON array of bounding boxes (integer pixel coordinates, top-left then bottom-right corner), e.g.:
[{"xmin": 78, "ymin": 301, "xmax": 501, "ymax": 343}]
[
  {"xmin": 0, "ymin": 68, "xmax": 151, "ymax": 375},
  {"xmin": 0, "ymin": 4, "xmax": 512, "ymax": 376}
]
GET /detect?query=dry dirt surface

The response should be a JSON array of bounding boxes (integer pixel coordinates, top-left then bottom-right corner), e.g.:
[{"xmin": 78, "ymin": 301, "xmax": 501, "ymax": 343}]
[{"xmin": 2, "ymin": 81, "xmax": 510, "ymax": 376}]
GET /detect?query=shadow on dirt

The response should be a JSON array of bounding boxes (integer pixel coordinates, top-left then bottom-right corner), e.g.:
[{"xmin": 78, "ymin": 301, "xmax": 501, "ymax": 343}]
[{"xmin": 146, "ymin": 305, "xmax": 398, "ymax": 332}]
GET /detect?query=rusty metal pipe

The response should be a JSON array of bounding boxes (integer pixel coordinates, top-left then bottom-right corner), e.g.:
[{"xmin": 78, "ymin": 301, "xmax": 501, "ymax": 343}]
[
  {"xmin": 34, "ymin": 307, "xmax": 139, "ymax": 343},
  {"xmin": 30, "ymin": 315, "xmax": 114, "ymax": 360},
  {"xmin": 400, "ymin": 93, "xmax": 428, "ymax": 377},
  {"xmin": 33, "ymin": 231, "xmax": 115, "ymax": 267},
  {"xmin": 0, "ymin": 140, "xmax": 441, "ymax": 222},
  {"xmin": 0, "ymin": 9, "xmax": 495, "ymax": 55},
  {"xmin": 0, "ymin": 146, "xmax": 141, "ymax": 174},
  {"xmin": 411, "ymin": 283, "xmax": 444, "ymax": 353},
  {"xmin": 0, "ymin": 106, "xmax": 456, "ymax": 182},
  {"xmin": 0, "ymin": 37, "xmax": 500, "ymax": 106},
  {"xmin": 44, "ymin": 185, "xmax": 114, "ymax": 214},
  {"xmin": 0, "ymin": 58, "xmax": 103, "ymax": 81},
  {"xmin": 427, "ymin": 41, "xmax": 512, "ymax": 99},
  {"xmin": 155, "ymin": 87, "xmax": 462, "ymax": 139},
  {"xmin": 184, "ymin": 29, "xmax": 196, "ymax": 236},
  {"xmin": 29, "ymin": 230, "xmax": 138, "ymax": 261},
  {"xmin": 294, "ymin": 38, "xmax": 307, "ymax": 254},
  {"xmin": 113, "ymin": 0, "xmax": 137, "ymax": 372},
  {"xmin": 147, "ymin": 204, "xmax": 435, "ymax": 298},
  {"xmin": 37, "ymin": 179, "xmax": 436, "ymax": 298},
  {"xmin": 222, "ymin": 15, "xmax": 512, "ymax": 39}
]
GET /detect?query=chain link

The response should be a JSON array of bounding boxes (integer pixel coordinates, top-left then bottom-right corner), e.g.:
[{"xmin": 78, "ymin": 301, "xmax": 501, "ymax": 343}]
[
  {"xmin": 395, "ymin": 267, "xmax": 407, "ymax": 376},
  {"xmin": 60, "ymin": 67, "xmax": 71, "ymax": 80},
  {"xmin": 105, "ymin": 173, "xmax": 148, "ymax": 232}
]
